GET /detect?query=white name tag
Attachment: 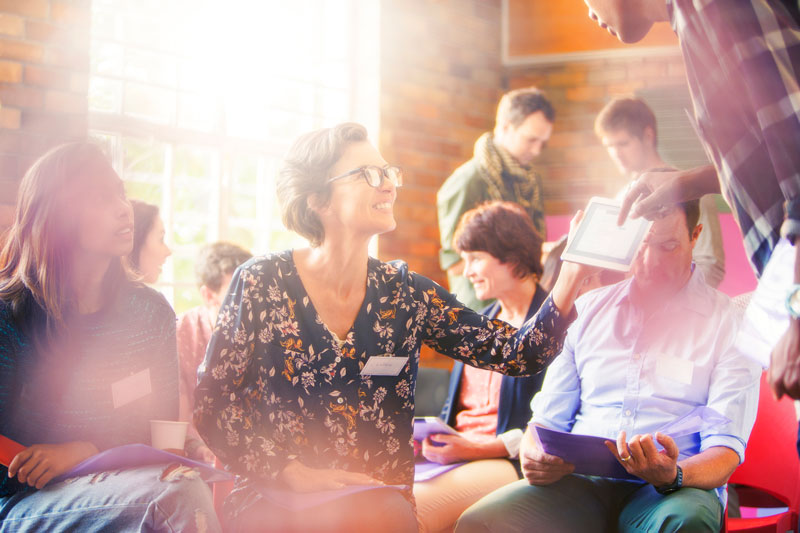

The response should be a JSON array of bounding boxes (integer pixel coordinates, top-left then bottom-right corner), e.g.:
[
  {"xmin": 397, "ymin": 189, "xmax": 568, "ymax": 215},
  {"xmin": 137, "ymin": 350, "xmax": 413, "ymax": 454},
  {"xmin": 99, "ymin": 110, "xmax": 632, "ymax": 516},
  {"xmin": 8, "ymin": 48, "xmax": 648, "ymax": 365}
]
[
  {"xmin": 360, "ymin": 356, "xmax": 409, "ymax": 377},
  {"xmin": 111, "ymin": 368, "xmax": 152, "ymax": 409},
  {"xmin": 655, "ymin": 355, "xmax": 694, "ymax": 385}
]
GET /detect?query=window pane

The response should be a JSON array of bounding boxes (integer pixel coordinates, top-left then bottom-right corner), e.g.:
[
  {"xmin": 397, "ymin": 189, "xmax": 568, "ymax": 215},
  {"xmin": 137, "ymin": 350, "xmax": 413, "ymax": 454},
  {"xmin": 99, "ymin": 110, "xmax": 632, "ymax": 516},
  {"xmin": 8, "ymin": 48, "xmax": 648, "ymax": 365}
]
[
  {"xmin": 124, "ymin": 82, "xmax": 176, "ymax": 124},
  {"xmin": 125, "ymin": 181, "xmax": 161, "ymax": 203},
  {"xmin": 174, "ymin": 146, "xmax": 211, "ymax": 180},
  {"xmin": 124, "ymin": 49, "xmax": 178, "ymax": 87},
  {"xmin": 89, "ymin": 0, "xmax": 378, "ymax": 307},
  {"xmin": 173, "ymin": 255, "xmax": 198, "ymax": 286},
  {"xmin": 89, "ymin": 77, "xmax": 122, "ymax": 114},
  {"xmin": 227, "ymin": 226, "xmax": 255, "ymax": 251},
  {"xmin": 178, "ymin": 93, "xmax": 218, "ymax": 132},
  {"xmin": 123, "ymin": 137, "xmax": 166, "ymax": 175},
  {"xmin": 173, "ymin": 218, "xmax": 208, "ymax": 246},
  {"xmin": 173, "ymin": 182, "xmax": 212, "ymax": 213},
  {"xmin": 174, "ymin": 286, "xmax": 201, "ymax": 316}
]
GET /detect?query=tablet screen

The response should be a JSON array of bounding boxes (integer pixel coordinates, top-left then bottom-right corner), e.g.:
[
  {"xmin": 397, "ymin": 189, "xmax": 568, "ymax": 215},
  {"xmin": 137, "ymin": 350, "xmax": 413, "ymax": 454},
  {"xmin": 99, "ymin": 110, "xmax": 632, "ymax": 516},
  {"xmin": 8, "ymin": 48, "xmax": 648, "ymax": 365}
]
[{"xmin": 561, "ymin": 198, "xmax": 653, "ymax": 271}]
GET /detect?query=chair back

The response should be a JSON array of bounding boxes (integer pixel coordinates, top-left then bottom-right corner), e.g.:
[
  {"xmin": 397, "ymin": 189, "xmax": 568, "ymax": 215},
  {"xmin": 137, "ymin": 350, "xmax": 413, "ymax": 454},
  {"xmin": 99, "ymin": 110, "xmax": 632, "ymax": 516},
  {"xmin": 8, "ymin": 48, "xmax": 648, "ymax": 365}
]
[
  {"xmin": 729, "ymin": 371, "xmax": 800, "ymax": 515},
  {"xmin": 415, "ymin": 366, "xmax": 451, "ymax": 417}
]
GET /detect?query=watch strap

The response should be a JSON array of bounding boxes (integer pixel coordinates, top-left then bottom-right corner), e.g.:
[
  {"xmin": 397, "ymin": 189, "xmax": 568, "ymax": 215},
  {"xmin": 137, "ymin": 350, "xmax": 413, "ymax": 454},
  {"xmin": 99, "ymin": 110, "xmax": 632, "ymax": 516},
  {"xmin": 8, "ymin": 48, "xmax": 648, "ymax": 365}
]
[
  {"xmin": 787, "ymin": 284, "xmax": 800, "ymax": 319},
  {"xmin": 655, "ymin": 464, "xmax": 683, "ymax": 495}
]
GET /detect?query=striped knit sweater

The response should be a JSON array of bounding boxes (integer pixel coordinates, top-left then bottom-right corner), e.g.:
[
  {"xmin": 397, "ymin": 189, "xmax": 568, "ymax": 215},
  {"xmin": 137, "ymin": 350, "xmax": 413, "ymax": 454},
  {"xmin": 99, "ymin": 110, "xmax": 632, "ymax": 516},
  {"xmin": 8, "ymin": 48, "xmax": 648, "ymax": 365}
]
[{"xmin": 0, "ymin": 282, "xmax": 179, "ymax": 497}]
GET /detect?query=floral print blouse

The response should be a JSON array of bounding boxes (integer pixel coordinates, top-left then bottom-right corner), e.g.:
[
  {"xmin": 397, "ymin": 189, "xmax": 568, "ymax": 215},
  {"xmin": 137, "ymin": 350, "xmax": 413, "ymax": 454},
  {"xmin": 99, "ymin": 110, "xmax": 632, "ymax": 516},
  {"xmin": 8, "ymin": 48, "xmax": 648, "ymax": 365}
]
[{"xmin": 194, "ymin": 251, "xmax": 573, "ymax": 504}]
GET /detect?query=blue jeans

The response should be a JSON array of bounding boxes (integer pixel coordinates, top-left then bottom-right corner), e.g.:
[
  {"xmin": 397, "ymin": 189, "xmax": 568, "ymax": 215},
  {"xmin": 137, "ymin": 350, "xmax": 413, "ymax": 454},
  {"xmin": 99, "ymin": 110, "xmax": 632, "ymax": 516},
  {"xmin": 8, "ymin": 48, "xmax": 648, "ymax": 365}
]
[{"xmin": 0, "ymin": 465, "xmax": 221, "ymax": 532}]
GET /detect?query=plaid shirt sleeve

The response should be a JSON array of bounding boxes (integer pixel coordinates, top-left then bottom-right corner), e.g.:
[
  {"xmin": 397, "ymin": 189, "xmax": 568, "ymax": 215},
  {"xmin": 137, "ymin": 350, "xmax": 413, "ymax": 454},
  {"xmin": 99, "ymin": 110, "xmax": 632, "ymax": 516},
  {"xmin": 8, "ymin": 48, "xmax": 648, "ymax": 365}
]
[{"xmin": 669, "ymin": 0, "xmax": 800, "ymax": 273}]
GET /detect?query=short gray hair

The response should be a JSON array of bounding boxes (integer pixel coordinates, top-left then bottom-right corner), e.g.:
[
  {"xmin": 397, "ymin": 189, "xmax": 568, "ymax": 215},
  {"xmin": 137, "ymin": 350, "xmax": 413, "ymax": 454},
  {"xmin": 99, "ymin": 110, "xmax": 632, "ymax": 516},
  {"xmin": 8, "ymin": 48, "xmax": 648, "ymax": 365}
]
[{"xmin": 277, "ymin": 122, "xmax": 368, "ymax": 246}]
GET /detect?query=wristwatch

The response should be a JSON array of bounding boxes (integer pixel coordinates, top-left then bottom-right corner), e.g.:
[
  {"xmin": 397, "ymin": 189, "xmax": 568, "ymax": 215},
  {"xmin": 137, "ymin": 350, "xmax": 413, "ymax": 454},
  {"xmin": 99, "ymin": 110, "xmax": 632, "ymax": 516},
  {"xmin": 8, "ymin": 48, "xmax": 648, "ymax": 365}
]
[
  {"xmin": 655, "ymin": 465, "xmax": 683, "ymax": 495},
  {"xmin": 786, "ymin": 285, "xmax": 800, "ymax": 319}
]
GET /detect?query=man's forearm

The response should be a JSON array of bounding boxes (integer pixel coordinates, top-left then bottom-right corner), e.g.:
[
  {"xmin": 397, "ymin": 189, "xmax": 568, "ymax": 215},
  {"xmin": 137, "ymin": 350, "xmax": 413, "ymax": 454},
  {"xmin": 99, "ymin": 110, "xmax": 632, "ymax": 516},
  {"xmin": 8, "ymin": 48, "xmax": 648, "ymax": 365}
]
[
  {"xmin": 677, "ymin": 165, "xmax": 721, "ymax": 200},
  {"xmin": 678, "ymin": 446, "xmax": 739, "ymax": 490}
]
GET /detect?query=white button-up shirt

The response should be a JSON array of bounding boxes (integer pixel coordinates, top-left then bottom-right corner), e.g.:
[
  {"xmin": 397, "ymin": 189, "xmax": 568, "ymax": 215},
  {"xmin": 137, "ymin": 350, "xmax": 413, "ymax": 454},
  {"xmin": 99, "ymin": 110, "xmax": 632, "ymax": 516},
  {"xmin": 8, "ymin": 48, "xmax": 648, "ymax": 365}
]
[{"xmin": 532, "ymin": 270, "xmax": 761, "ymax": 504}]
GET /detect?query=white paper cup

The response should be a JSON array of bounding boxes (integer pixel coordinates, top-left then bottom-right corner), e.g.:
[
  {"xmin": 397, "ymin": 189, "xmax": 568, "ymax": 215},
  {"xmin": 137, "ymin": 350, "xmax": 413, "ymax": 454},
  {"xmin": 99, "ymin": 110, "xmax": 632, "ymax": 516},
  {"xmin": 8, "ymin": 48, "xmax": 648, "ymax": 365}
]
[{"xmin": 150, "ymin": 420, "xmax": 189, "ymax": 451}]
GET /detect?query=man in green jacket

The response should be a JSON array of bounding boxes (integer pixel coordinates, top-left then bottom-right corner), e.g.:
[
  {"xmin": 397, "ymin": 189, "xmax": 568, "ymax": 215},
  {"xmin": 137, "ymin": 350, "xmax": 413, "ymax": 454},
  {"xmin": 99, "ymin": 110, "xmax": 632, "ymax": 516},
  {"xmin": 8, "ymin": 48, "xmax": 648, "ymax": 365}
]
[{"xmin": 437, "ymin": 88, "xmax": 554, "ymax": 310}]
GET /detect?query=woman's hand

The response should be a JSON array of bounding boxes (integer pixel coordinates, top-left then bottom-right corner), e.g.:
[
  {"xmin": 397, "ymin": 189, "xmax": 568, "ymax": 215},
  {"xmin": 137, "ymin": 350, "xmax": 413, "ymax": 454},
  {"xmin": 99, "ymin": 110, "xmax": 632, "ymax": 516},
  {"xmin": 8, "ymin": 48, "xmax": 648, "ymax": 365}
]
[
  {"xmin": 279, "ymin": 460, "xmax": 384, "ymax": 492},
  {"xmin": 551, "ymin": 210, "xmax": 601, "ymax": 314},
  {"xmin": 559, "ymin": 209, "xmax": 602, "ymax": 280},
  {"xmin": 8, "ymin": 441, "xmax": 99, "ymax": 489},
  {"xmin": 421, "ymin": 434, "xmax": 507, "ymax": 464}
]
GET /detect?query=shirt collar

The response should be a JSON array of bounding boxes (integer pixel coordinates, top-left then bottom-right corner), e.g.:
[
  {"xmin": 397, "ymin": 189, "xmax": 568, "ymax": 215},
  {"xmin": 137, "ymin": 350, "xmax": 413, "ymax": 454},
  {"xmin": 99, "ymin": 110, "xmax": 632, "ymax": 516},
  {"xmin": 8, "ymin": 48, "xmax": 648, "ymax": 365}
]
[{"xmin": 615, "ymin": 265, "xmax": 713, "ymax": 318}]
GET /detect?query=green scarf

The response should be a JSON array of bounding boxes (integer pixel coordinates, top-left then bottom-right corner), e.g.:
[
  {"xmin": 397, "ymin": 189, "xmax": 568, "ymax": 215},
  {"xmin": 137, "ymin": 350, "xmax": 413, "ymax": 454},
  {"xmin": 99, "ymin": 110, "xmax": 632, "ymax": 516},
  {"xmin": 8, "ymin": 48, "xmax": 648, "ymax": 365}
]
[{"xmin": 474, "ymin": 132, "xmax": 546, "ymax": 236}]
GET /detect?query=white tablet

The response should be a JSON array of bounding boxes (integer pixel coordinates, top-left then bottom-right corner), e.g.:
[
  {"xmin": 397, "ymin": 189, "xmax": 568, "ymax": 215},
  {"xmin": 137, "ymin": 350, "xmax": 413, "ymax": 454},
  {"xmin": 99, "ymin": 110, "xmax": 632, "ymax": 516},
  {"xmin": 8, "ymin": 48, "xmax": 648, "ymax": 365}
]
[
  {"xmin": 413, "ymin": 417, "xmax": 459, "ymax": 441},
  {"xmin": 561, "ymin": 197, "xmax": 653, "ymax": 272}
]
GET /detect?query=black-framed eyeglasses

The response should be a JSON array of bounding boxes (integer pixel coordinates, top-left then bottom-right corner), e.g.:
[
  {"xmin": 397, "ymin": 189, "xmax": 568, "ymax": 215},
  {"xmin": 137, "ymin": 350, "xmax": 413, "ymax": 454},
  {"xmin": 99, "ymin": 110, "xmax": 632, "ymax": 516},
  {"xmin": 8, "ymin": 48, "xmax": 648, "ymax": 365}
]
[{"xmin": 328, "ymin": 165, "xmax": 403, "ymax": 188}]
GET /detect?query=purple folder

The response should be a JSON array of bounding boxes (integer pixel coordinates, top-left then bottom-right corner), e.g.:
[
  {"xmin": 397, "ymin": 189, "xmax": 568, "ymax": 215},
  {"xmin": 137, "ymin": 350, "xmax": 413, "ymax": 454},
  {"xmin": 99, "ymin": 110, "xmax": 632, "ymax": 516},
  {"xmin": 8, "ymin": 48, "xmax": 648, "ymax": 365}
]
[
  {"xmin": 414, "ymin": 459, "xmax": 466, "ymax": 482},
  {"xmin": 531, "ymin": 406, "xmax": 730, "ymax": 481},
  {"xmin": 51, "ymin": 443, "xmax": 233, "ymax": 483},
  {"xmin": 258, "ymin": 484, "xmax": 408, "ymax": 510},
  {"xmin": 413, "ymin": 417, "xmax": 458, "ymax": 441},
  {"xmin": 532, "ymin": 426, "xmax": 637, "ymax": 481}
]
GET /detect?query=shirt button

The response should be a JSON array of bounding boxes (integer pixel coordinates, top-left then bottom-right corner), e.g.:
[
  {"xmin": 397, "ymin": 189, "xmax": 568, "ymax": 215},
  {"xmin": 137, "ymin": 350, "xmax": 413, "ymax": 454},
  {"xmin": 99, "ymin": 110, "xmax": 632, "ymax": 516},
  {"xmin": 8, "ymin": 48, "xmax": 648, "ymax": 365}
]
[
  {"xmin": 625, "ymin": 409, "xmax": 632, "ymax": 417},
  {"xmin": 335, "ymin": 356, "xmax": 342, "ymax": 363},
  {"xmin": 337, "ymin": 398, "xmax": 344, "ymax": 404}
]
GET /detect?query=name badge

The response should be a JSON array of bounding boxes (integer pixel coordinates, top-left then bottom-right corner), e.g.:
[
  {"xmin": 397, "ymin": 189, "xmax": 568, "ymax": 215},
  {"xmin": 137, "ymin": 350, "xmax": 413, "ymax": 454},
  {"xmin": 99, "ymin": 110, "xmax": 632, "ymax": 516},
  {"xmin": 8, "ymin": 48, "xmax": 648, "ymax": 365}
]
[
  {"xmin": 111, "ymin": 368, "xmax": 152, "ymax": 409},
  {"xmin": 655, "ymin": 355, "xmax": 694, "ymax": 385},
  {"xmin": 360, "ymin": 356, "xmax": 409, "ymax": 377}
]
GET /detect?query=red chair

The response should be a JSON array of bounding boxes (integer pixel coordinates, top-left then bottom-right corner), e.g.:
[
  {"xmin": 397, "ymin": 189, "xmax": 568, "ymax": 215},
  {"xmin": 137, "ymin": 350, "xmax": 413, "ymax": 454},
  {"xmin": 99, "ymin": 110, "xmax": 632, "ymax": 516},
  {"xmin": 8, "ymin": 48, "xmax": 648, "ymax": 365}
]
[{"xmin": 726, "ymin": 371, "xmax": 800, "ymax": 532}]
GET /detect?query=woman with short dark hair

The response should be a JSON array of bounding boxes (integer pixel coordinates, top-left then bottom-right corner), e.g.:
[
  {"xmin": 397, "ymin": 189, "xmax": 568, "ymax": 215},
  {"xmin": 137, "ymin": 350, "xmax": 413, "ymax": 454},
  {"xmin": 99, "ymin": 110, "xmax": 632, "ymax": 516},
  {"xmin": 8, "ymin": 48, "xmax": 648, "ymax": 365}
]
[
  {"xmin": 195, "ymin": 123, "xmax": 593, "ymax": 532},
  {"xmin": 414, "ymin": 201, "xmax": 550, "ymax": 533}
]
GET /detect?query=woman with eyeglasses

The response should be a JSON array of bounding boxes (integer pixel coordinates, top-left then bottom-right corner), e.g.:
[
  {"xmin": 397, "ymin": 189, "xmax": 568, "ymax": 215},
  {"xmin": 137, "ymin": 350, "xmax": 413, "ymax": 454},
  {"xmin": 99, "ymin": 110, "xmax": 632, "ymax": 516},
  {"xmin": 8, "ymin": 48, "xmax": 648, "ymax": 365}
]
[{"xmin": 195, "ymin": 122, "xmax": 594, "ymax": 532}]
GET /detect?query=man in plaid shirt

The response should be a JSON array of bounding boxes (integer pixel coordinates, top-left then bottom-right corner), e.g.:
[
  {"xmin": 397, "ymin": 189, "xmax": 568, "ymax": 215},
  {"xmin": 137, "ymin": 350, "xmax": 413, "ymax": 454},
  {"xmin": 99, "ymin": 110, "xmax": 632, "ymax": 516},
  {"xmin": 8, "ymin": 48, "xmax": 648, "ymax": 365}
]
[{"xmin": 588, "ymin": 1, "xmax": 800, "ymax": 401}]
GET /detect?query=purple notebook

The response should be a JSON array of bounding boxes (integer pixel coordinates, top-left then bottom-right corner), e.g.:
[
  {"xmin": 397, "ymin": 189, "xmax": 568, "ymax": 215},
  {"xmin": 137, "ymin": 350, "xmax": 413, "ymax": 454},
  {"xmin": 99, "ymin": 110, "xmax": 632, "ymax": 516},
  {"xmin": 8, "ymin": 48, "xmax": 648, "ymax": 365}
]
[
  {"xmin": 532, "ymin": 426, "xmax": 637, "ymax": 481},
  {"xmin": 258, "ymin": 484, "xmax": 408, "ymax": 510},
  {"xmin": 531, "ymin": 407, "xmax": 730, "ymax": 481},
  {"xmin": 413, "ymin": 417, "xmax": 458, "ymax": 441},
  {"xmin": 414, "ymin": 459, "xmax": 465, "ymax": 482},
  {"xmin": 51, "ymin": 443, "xmax": 233, "ymax": 483}
]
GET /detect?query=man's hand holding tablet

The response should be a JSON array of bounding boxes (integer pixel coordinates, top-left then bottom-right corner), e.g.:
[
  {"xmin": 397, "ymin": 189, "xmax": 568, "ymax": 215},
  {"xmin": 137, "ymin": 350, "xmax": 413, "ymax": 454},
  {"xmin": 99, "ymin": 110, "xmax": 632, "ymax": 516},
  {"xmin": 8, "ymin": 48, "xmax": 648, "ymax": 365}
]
[{"xmin": 562, "ymin": 197, "xmax": 653, "ymax": 272}]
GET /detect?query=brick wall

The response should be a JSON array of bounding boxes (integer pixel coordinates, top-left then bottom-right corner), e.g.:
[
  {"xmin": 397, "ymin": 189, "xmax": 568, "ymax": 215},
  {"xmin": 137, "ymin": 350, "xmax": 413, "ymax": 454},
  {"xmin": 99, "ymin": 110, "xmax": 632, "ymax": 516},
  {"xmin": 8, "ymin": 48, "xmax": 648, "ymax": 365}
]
[
  {"xmin": 378, "ymin": 0, "xmax": 503, "ymax": 368},
  {"xmin": 0, "ymin": 0, "xmax": 91, "ymax": 227},
  {"xmin": 507, "ymin": 52, "xmax": 691, "ymax": 216},
  {"xmin": 378, "ymin": 0, "xmax": 503, "ymax": 285}
]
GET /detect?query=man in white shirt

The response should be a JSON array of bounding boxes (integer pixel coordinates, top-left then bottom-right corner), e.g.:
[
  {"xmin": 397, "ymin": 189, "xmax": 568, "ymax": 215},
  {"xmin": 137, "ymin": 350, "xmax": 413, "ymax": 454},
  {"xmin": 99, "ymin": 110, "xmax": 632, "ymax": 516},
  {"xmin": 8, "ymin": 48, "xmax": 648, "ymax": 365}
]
[{"xmin": 455, "ymin": 201, "xmax": 760, "ymax": 532}]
